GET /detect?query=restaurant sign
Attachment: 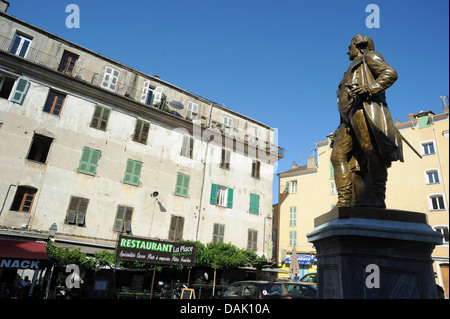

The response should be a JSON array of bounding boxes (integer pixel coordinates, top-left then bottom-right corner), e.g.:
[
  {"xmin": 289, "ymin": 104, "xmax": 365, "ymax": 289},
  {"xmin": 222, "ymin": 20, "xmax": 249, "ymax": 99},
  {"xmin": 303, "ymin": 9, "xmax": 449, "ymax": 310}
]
[{"xmin": 115, "ymin": 235, "xmax": 196, "ymax": 267}]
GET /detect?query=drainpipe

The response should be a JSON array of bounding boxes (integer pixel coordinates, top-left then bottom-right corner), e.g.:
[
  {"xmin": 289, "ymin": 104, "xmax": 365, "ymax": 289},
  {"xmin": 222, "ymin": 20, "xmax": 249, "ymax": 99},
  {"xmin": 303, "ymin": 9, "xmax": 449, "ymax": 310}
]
[{"xmin": 0, "ymin": 184, "xmax": 16, "ymax": 216}]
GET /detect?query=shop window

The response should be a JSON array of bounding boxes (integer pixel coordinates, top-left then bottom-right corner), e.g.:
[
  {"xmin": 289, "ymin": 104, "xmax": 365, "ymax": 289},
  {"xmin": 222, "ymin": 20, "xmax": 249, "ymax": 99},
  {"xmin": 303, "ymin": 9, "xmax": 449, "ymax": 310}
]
[
  {"xmin": 10, "ymin": 186, "xmax": 37, "ymax": 213},
  {"xmin": 27, "ymin": 134, "xmax": 53, "ymax": 163}
]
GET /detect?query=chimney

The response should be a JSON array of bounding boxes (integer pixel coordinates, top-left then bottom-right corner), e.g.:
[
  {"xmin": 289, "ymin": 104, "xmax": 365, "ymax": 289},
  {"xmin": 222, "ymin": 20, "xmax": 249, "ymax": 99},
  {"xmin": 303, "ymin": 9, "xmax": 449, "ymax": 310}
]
[
  {"xmin": 0, "ymin": 0, "xmax": 9, "ymax": 13},
  {"xmin": 408, "ymin": 113, "xmax": 415, "ymax": 122},
  {"xmin": 292, "ymin": 161, "xmax": 297, "ymax": 169},
  {"xmin": 307, "ymin": 156, "xmax": 316, "ymax": 169}
]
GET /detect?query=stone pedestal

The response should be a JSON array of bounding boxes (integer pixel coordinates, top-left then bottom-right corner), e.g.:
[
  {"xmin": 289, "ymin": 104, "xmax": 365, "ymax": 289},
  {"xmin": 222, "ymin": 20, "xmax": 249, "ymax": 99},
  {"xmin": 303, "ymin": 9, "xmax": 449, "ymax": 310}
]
[{"xmin": 307, "ymin": 207, "xmax": 443, "ymax": 299}]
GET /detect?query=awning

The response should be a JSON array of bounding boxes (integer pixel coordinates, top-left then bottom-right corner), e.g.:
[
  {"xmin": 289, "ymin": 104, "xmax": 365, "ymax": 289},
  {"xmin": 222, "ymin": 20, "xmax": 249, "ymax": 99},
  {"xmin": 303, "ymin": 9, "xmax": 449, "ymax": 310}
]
[
  {"xmin": 284, "ymin": 255, "xmax": 316, "ymax": 265},
  {"xmin": 0, "ymin": 239, "xmax": 48, "ymax": 269}
]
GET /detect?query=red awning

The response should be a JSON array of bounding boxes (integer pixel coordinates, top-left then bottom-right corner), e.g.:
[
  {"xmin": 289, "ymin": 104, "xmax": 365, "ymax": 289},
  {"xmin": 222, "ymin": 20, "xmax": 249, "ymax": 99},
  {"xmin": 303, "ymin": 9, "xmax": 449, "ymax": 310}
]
[{"xmin": 0, "ymin": 239, "xmax": 48, "ymax": 269}]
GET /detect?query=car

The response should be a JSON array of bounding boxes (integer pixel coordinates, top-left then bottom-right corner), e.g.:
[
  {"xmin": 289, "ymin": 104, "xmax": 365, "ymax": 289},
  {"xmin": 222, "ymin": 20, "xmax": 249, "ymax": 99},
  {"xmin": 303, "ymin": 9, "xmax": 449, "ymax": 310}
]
[
  {"xmin": 284, "ymin": 282, "xmax": 317, "ymax": 299},
  {"xmin": 215, "ymin": 281, "xmax": 291, "ymax": 299},
  {"xmin": 299, "ymin": 272, "xmax": 317, "ymax": 285}
]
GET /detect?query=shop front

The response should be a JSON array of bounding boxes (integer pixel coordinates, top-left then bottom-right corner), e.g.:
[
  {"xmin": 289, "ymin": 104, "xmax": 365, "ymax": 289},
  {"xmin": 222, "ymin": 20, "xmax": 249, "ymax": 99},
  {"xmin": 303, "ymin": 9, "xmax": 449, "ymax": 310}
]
[{"xmin": 0, "ymin": 239, "xmax": 48, "ymax": 299}]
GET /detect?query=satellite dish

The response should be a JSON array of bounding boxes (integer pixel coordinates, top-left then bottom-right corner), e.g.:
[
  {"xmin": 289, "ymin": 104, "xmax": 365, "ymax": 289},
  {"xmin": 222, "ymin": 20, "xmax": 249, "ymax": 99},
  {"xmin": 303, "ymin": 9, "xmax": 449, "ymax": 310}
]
[{"xmin": 167, "ymin": 99, "xmax": 184, "ymax": 110}]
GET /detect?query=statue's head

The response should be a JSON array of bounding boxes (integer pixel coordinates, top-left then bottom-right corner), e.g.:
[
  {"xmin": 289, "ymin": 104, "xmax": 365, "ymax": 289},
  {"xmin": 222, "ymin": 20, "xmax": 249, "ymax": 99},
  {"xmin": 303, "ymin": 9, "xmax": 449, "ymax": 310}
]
[{"xmin": 347, "ymin": 34, "xmax": 374, "ymax": 60}]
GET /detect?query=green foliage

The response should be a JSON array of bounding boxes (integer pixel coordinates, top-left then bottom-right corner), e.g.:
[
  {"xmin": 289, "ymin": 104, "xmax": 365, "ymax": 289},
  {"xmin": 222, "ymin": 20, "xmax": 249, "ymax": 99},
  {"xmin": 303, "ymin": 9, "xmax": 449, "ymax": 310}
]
[{"xmin": 46, "ymin": 241, "xmax": 269, "ymax": 272}]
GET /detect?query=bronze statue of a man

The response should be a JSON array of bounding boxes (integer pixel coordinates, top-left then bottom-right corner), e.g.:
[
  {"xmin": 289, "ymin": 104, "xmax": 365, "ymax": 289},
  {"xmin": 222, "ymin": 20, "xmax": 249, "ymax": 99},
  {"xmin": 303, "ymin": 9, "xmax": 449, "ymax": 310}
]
[{"xmin": 330, "ymin": 34, "xmax": 403, "ymax": 208}]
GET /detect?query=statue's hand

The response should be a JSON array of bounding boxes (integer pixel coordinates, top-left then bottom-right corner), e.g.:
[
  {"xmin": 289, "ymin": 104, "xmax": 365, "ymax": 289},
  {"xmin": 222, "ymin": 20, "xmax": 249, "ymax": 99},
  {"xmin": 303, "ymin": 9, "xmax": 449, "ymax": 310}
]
[{"xmin": 348, "ymin": 84, "xmax": 371, "ymax": 99}]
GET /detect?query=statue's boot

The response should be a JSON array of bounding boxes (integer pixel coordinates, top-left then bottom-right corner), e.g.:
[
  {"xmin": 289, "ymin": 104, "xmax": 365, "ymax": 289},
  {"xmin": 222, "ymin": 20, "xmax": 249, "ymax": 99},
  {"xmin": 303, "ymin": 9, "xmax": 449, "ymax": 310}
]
[
  {"xmin": 365, "ymin": 153, "xmax": 388, "ymax": 208},
  {"xmin": 334, "ymin": 164, "xmax": 353, "ymax": 207}
]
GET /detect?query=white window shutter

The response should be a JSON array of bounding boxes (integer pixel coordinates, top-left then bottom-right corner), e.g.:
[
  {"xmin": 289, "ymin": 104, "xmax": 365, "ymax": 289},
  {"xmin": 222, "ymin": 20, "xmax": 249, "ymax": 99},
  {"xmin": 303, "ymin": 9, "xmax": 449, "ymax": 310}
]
[
  {"xmin": 153, "ymin": 87, "xmax": 163, "ymax": 104},
  {"xmin": 141, "ymin": 80, "xmax": 150, "ymax": 103}
]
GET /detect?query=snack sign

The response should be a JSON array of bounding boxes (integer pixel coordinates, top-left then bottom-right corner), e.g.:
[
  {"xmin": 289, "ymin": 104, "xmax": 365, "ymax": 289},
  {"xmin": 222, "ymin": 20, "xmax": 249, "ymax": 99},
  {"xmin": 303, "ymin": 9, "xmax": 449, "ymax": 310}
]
[{"xmin": 115, "ymin": 235, "xmax": 196, "ymax": 267}]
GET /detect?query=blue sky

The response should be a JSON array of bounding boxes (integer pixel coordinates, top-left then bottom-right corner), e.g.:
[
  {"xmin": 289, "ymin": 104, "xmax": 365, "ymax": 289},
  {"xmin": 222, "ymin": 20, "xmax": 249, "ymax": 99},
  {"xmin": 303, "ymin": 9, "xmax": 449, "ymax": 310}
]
[{"xmin": 7, "ymin": 0, "xmax": 449, "ymax": 203}]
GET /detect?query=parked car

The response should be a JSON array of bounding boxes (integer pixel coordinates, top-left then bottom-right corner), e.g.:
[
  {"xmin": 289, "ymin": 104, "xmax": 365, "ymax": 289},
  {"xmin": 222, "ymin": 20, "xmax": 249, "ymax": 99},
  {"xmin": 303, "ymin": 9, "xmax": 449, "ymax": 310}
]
[
  {"xmin": 300, "ymin": 272, "xmax": 317, "ymax": 285},
  {"xmin": 284, "ymin": 282, "xmax": 317, "ymax": 299},
  {"xmin": 215, "ymin": 281, "xmax": 291, "ymax": 299}
]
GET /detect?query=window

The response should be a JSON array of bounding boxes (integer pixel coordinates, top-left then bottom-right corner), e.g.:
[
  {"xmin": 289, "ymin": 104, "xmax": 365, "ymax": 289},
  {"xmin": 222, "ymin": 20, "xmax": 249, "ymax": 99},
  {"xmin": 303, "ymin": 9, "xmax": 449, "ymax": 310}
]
[
  {"xmin": 429, "ymin": 194, "xmax": 446, "ymax": 211},
  {"xmin": 289, "ymin": 207, "xmax": 297, "ymax": 227},
  {"xmin": 175, "ymin": 173, "xmax": 190, "ymax": 197},
  {"xmin": 434, "ymin": 226, "xmax": 449, "ymax": 244},
  {"xmin": 443, "ymin": 130, "xmax": 449, "ymax": 139},
  {"xmin": 140, "ymin": 81, "xmax": 162, "ymax": 106},
  {"xmin": 10, "ymin": 186, "xmax": 37, "ymax": 213},
  {"xmin": 223, "ymin": 116, "xmax": 233, "ymax": 134},
  {"xmin": 289, "ymin": 231, "xmax": 297, "ymax": 246},
  {"xmin": 421, "ymin": 141, "xmax": 435, "ymax": 155},
  {"xmin": 331, "ymin": 181, "xmax": 338, "ymax": 195},
  {"xmin": 10, "ymin": 77, "xmax": 30, "ymax": 104},
  {"xmin": 27, "ymin": 134, "xmax": 53, "ymax": 163},
  {"xmin": 0, "ymin": 74, "xmax": 16, "ymax": 99},
  {"xmin": 426, "ymin": 169, "xmax": 440, "ymax": 184},
  {"xmin": 169, "ymin": 215, "xmax": 184, "ymax": 240},
  {"xmin": 418, "ymin": 115, "xmax": 431, "ymax": 128},
  {"xmin": 220, "ymin": 148, "xmax": 230, "ymax": 169},
  {"xmin": 210, "ymin": 184, "xmax": 233, "ymax": 208},
  {"xmin": 113, "ymin": 205, "xmax": 133, "ymax": 233},
  {"xmin": 213, "ymin": 223, "xmax": 225, "ymax": 243},
  {"xmin": 90, "ymin": 104, "xmax": 111, "ymax": 130},
  {"xmin": 181, "ymin": 135, "xmax": 193, "ymax": 159},
  {"xmin": 252, "ymin": 129, "xmax": 261, "ymax": 146},
  {"xmin": 101, "ymin": 67, "xmax": 120, "ymax": 92},
  {"xmin": 187, "ymin": 102, "xmax": 199, "ymax": 121},
  {"xmin": 284, "ymin": 180, "xmax": 296, "ymax": 193},
  {"xmin": 77, "ymin": 147, "xmax": 101, "ymax": 176},
  {"xmin": 247, "ymin": 229, "xmax": 258, "ymax": 251},
  {"xmin": 290, "ymin": 180, "xmax": 297, "ymax": 193},
  {"xmin": 66, "ymin": 196, "xmax": 89, "ymax": 226},
  {"xmin": 58, "ymin": 50, "xmax": 79, "ymax": 75},
  {"xmin": 9, "ymin": 33, "xmax": 32, "ymax": 58},
  {"xmin": 249, "ymin": 193, "xmax": 260, "ymax": 214},
  {"xmin": 43, "ymin": 90, "xmax": 66, "ymax": 116},
  {"xmin": 251, "ymin": 160, "xmax": 261, "ymax": 179},
  {"xmin": 123, "ymin": 159, "xmax": 143, "ymax": 186},
  {"xmin": 133, "ymin": 119, "xmax": 150, "ymax": 144}
]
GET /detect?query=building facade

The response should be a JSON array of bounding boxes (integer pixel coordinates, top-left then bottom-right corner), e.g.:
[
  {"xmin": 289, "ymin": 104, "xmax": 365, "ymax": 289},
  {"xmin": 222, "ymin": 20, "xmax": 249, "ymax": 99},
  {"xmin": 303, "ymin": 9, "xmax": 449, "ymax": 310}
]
[
  {"xmin": 277, "ymin": 106, "xmax": 449, "ymax": 296},
  {"xmin": 0, "ymin": 9, "xmax": 283, "ymax": 262}
]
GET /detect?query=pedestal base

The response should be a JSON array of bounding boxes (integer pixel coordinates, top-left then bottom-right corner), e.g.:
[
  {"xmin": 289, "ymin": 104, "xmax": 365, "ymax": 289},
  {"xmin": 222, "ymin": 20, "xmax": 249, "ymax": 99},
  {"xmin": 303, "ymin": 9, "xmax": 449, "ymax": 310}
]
[{"xmin": 307, "ymin": 207, "xmax": 443, "ymax": 299}]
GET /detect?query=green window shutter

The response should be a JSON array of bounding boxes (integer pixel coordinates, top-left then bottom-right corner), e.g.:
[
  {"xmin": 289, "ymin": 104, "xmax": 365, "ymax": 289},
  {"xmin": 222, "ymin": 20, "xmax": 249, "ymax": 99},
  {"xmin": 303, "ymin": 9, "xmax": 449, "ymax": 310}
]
[
  {"xmin": 88, "ymin": 150, "xmax": 101, "ymax": 175},
  {"xmin": 132, "ymin": 161, "xmax": 142, "ymax": 185},
  {"xmin": 175, "ymin": 173, "xmax": 190, "ymax": 197},
  {"xmin": 78, "ymin": 147, "xmax": 91, "ymax": 174},
  {"xmin": 249, "ymin": 193, "xmax": 260, "ymax": 214},
  {"xmin": 114, "ymin": 206, "xmax": 125, "ymax": 232},
  {"xmin": 78, "ymin": 147, "xmax": 100, "ymax": 176},
  {"xmin": 227, "ymin": 188, "xmax": 234, "ymax": 208},
  {"xmin": 285, "ymin": 181, "xmax": 290, "ymax": 194},
  {"xmin": 91, "ymin": 105, "xmax": 110, "ymax": 130},
  {"xmin": 10, "ymin": 78, "xmax": 30, "ymax": 104},
  {"xmin": 123, "ymin": 160, "xmax": 134, "ymax": 184},
  {"xmin": 418, "ymin": 115, "xmax": 430, "ymax": 128},
  {"xmin": 210, "ymin": 183, "xmax": 218, "ymax": 204}
]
